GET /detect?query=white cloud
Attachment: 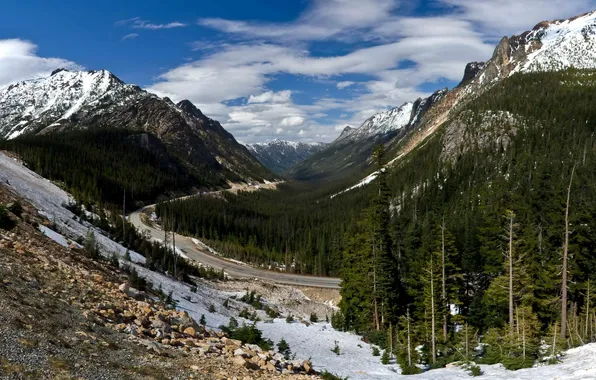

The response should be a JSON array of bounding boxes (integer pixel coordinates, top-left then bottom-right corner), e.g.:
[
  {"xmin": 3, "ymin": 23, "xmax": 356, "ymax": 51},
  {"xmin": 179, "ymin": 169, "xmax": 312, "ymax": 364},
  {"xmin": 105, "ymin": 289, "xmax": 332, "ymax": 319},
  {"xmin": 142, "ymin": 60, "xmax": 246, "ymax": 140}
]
[
  {"xmin": 440, "ymin": 0, "xmax": 596, "ymax": 35},
  {"xmin": 154, "ymin": 0, "xmax": 596, "ymax": 143},
  {"xmin": 118, "ymin": 17, "xmax": 187, "ymax": 30},
  {"xmin": 280, "ymin": 116, "xmax": 305, "ymax": 127},
  {"xmin": 198, "ymin": 0, "xmax": 399, "ymax": 41},
  {"xmin": 248, "ymin": 90, "xmax": 292, "ymax": 104},
  {"xmin": 0, "ymin": 39, "xmax": 80, "ymax": 88},
  {"xmin": 337, "ymin": 81, "xmax": 355, "ymax": 89},
  {"xmin": 122, "ymin": 33, "xmax": 139, "ymax": 40}
]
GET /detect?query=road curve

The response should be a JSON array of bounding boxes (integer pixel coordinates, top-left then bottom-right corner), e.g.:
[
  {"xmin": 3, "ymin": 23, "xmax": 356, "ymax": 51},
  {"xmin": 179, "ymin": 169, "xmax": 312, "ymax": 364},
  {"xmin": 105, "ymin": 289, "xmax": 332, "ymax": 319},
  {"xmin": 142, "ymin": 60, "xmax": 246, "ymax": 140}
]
[{"xmin": 129, "ymin": 202, "xmax": 341, "ymax": 289}]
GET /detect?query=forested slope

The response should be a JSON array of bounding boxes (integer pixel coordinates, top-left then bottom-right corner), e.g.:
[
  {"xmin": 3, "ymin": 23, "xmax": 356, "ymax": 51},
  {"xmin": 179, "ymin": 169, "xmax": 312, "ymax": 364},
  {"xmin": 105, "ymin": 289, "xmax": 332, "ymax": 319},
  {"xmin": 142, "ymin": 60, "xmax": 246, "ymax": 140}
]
[
  {"xmin": 0, "ymin": 129, "xmax": 221, "ymax": 208},
  {"xmin": 159, "ymin": 69, "xmax": 596, "ymax": 371}
]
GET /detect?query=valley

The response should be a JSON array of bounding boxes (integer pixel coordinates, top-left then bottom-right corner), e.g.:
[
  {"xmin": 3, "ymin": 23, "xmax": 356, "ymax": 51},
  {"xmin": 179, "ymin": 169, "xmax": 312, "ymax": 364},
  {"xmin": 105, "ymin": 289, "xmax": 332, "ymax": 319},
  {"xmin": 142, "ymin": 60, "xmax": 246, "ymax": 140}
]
[
  {"xmin": 3, "ymin": 4, "xmax": 596, "ymax": 380},
  {"xmin": 129, "ymin": 201, "xmax": 341, "ymax": 289}
]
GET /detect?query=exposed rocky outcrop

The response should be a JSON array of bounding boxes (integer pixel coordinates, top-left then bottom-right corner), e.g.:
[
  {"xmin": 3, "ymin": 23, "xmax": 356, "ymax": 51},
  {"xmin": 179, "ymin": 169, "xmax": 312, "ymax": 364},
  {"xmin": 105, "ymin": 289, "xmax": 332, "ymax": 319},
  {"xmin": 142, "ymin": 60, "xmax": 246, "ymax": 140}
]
[{"xmin": 440, "ymin": 111, "xmax": 525, "ymax": 164}]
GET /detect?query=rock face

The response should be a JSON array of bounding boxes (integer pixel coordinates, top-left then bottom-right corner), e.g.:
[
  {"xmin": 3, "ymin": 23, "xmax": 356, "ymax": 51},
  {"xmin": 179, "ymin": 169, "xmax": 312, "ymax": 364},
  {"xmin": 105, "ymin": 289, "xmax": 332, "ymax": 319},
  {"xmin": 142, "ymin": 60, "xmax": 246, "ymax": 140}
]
[
  {"xmin": 0, "ymin": 69, "xmax": 274, "ymax": 184},
  {"xmin": 459, "ymin": 62, "xmax": 486, "ymax": 85},
  {"xmin": 440, "ymin": 111, "xmax": 524, "ymax": 164},
  {"xmin": 245, "ymin": 139, "xmax": 327, "ymax": 174},
  {"xmin": 469, "ymin": 11, "xmax": 596, "ymax": 88}
]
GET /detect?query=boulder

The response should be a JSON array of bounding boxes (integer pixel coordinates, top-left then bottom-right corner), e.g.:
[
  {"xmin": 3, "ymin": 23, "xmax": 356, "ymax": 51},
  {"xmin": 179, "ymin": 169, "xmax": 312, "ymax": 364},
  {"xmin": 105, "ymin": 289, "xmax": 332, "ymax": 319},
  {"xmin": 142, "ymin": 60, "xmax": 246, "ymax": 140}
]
[
  {"xmin": 303, "ymin": 360, "xmax": 313, "ymax": 373},
  {"xmin": 183, "ymin": 327, "xmax": 196, "ymax": 337},
  {"xmin": 234, "ymin": 348, "xmax": 248, "ymax": 357},
  {"xmin": 226, "ymin": 338, "xmax": 242, "ymax": 347}
]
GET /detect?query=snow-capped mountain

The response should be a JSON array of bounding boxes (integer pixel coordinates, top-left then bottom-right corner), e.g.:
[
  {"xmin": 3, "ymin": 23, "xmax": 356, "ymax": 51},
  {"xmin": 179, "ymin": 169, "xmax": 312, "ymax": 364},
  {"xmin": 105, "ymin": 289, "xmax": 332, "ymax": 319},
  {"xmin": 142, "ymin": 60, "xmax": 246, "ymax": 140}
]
[
  {"xmin": 468, "ymin": 10, "xmax": 596, "ymax": 89},
  {"xmin": 286, "ymin": 88, "xmax": 447, "ymax": 181},
  {"xmin": 347, "ymin": 102, "xmax": 414, "ymax": 142},
  {"xmin": 328, "ymin": 10, "xmax": 596, "ymax": 196},
  {"xmin": 333, "ymin": 89, "xmax": 447, "ymax": 147},
  {"xmin": 246, "ymin": 139, "xmax": 327, "ymax": 174},
  {"xmin": 0, "ymin": 69, "xmax": 274, "ymax": 183},
  {"xmin": 0, "ymin": 69, "xmax": 143, "ymax": 139}
]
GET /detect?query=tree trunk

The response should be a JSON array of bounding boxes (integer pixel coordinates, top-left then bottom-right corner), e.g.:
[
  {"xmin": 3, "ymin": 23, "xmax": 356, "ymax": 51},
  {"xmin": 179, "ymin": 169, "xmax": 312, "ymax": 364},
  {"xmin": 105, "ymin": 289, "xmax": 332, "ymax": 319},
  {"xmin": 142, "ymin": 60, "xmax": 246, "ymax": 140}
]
[
  {"xmin": 407, "ymin": 307, "xmax": 412, "ymax": 367},
  {"xmin": 562, "ymin": 164, "xmax": 576, "ymax": 339},
  {"xmin": 430, "ymin": 255, "xmax": 436, "ymax": 364},
  {"xmin": 552, "ymin": 322, "xmax": 558, "ymax": 358},
  {"xmin": 373, "ymin": 240, "xmax": 380, "ymax": 331},
  {"xmin": 122, "ymin": 189, "xmax": 126, "ymax": 244},
  {"xmin": 586, "ymin": 280, "xmax": 590, "ymax": 340},
  {"xmin": 508, "ymin": 212, "xmax": 515, "ymax": 336},
  {"xmin": 172, "ymin": 216, "xmax": 176, "ymax": 278},
  {"xmin": 522, "ymin": 309, "xmax": 526, "ymax": 361},
  {"xmin": 465, "ymin": 323, "xmax": 469, "ymax": 358},
  {"xmin": 441, "ymin": 218, "xmax": 447, "ymax": 341}
]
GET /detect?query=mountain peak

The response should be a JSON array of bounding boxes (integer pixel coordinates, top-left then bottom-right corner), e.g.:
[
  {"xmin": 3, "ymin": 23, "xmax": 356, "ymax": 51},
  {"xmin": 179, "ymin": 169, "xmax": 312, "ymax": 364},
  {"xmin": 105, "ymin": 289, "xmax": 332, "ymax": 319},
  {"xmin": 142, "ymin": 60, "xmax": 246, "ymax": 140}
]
[
  {"xmin": 246, "ymin": 140, "xmax": 328, "ymax": 174},
  {"xmin": 177, "ymin": 99, "xmax": 205, "ymax": 118},
  {"xmin": 50, "ymin": 68, "xmax": 69, "ymax": 76},
  {"xmin": 460, "ymin": 62, "xmax": 485, "ymax": 85}
]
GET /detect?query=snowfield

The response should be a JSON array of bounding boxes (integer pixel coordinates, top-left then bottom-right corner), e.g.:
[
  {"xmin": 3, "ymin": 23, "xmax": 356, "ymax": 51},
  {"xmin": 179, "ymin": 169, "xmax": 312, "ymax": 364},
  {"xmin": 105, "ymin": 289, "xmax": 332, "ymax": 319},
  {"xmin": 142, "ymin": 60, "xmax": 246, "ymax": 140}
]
[{"xmin": 2, "ymin": 150, "xmax": 596, "ymax": 379}]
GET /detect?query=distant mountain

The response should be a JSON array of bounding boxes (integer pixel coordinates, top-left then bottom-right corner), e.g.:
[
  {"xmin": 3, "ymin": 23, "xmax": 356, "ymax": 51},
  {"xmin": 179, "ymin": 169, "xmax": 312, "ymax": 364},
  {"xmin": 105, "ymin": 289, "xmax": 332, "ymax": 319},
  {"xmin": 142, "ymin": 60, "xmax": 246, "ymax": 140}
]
[
  {"xmin": 246, "ymin": 139, "xmax": 327, "ymax": 174},
  {"xmin": 329, "ymin": 9, "xmax": 596, "ymax": 197},
  {"xmin": 286, "ymin": 89, "xmax": 447, "ymax": 182},
  {"xmin": 0, "ymin": 69, "xmax": 274, "ymax": 185}
]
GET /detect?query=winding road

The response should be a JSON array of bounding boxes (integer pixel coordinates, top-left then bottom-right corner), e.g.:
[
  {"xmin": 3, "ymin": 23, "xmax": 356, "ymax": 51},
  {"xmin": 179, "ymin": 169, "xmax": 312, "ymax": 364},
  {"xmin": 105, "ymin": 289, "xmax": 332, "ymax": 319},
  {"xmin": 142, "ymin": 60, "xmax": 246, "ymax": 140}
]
[{"xmin": 129, "ymin": 187, "xmax": 341, "ymax": 289}]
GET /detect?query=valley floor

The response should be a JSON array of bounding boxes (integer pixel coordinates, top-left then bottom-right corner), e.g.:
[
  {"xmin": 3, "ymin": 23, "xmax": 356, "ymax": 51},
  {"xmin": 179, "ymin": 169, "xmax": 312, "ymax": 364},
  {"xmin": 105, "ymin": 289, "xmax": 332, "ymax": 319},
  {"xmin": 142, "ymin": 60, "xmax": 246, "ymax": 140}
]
[{"xmin": 1, "ymin": 150, "xmax": 596, "ymax": 379}]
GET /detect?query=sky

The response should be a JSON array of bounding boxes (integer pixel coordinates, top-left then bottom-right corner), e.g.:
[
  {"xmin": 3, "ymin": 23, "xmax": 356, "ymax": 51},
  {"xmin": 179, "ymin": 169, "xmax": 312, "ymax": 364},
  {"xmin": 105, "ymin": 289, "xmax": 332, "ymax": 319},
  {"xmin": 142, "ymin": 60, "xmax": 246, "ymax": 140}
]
[{"xmin": 1, "ymin": 0, "xmax": 596, "ymax": 143}]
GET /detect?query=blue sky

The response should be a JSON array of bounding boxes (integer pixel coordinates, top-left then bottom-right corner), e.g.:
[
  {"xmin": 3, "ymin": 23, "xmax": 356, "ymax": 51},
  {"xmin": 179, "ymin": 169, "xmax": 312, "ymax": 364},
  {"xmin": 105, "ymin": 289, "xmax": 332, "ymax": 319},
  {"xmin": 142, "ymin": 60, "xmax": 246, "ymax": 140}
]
[{"xmin": 1, "ymin": 0, "xmax": 596, "ymax": 143}]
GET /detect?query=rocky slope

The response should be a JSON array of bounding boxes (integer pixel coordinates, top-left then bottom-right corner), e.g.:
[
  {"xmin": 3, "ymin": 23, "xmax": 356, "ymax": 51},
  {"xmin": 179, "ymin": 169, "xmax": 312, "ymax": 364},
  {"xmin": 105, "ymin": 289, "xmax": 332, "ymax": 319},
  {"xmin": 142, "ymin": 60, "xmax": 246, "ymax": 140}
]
[
  {"xmin": 401, "ymin": 10, "xmax": 596, "ymax": 153},
  {"xmin": 0, "ymin": 184, "xmax": 319, "ymax": 379},
  {"xmin": 0, "ymin": 69, "xmax": 274, "ymax": 185},
  {"xmin": 287, "ymin": 89, "xmax": 447, "ymax": 182},
  {"xmin": 246, "ymin": 140, "xmax": 327, "ymax": 174}
]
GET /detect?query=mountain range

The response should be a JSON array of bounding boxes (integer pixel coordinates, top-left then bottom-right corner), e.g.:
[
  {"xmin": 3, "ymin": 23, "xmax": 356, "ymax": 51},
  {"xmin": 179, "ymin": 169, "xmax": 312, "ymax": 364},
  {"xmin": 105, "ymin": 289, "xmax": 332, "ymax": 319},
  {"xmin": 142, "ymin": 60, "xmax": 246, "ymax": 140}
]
[
  {"xmin": 291, "ymin": 10, "xmax": 596, "ymax": 188},
  {"xmin": 245, "ymin": 140, "xmax": 327, "ymax": 174},
  {"xmin": 0, "ymin": 69, "xmax": 273, "ymax": 186},
  {"xmin": 287, "ymin": 88, "xmax": 447, "ymax": 182}
]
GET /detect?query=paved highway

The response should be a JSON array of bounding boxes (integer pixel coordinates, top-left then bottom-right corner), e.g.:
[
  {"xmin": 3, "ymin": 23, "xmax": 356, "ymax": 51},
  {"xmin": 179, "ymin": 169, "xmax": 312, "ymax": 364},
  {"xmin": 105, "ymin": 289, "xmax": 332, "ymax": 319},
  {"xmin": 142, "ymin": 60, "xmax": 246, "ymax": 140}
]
[{"xmin": 129, "ymin": 201, "xmax": 341, "ymax": 289}]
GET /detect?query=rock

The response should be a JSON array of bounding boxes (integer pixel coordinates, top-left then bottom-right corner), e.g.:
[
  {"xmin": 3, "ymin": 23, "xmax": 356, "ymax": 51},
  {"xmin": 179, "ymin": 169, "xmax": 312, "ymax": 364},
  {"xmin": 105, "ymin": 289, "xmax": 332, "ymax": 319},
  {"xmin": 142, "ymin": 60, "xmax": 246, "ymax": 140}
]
[
  {"xmin": 265, "ymin": 362, "xmax": 276, "ymax": 372},
  {"xmin": 303, "ymin": 360, "xmax": 313, "ymax": 373},
  {"xmin": 233, "ymin": 356, "xmax": 260, "ymax": 370},
  {"xmin": 118, "ymin": 283, "xmax": 129, "ymax": 293},
  {"xmin": 183, "ymin": 327, "xmax": 196, "ymax": 337},
  {"xmin": 245, "ymin": 344, "xmax": 262, "ymax": 353},
  {"xmin": 234, "ymin": 348, "xmax": 247, "ymax": 357},
  {"xmin": 151, "ymin": 319, "xmax": 171, "ymax": 334},
  {"xmin": 92, "ymin": 274, "xmax": 104, "ymax": 283},
  {"xmin": 226, "ymin": 338, "xmax": 242, "ymax": 347}
]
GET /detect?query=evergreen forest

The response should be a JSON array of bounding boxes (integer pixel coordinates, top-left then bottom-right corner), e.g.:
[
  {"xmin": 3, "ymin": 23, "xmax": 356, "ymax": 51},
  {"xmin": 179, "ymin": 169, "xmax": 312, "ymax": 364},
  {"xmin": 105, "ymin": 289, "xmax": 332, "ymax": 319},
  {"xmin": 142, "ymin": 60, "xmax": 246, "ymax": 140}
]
[{"xmin": 155, "ymin": 69, "xmax": 596, "ymax": 370}]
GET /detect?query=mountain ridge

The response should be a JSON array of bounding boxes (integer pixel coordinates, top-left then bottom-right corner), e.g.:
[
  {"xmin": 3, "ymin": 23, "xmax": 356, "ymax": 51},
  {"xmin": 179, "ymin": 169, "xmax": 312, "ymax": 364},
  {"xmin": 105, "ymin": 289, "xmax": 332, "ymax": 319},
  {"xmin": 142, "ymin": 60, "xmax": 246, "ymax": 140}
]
[
  {"xmin": 246, "ymin": 139, "xmax": 327, "ymax": 174},
  {"xmin": 0, "ymin": 68, "xmax": 274, "ymax": 186}
]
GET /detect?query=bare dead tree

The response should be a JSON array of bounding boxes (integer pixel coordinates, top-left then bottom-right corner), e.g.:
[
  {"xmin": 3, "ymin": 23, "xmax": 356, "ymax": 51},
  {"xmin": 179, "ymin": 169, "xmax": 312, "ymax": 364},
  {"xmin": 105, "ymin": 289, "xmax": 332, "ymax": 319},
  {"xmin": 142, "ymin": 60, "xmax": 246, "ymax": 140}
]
[
  {"xmin": 441, "ymin": 217, "xmax": 447, "ymax": 341},
  {"xmin": 561, "ymin": 163, "xmax": 576, "ymax": 339}
]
